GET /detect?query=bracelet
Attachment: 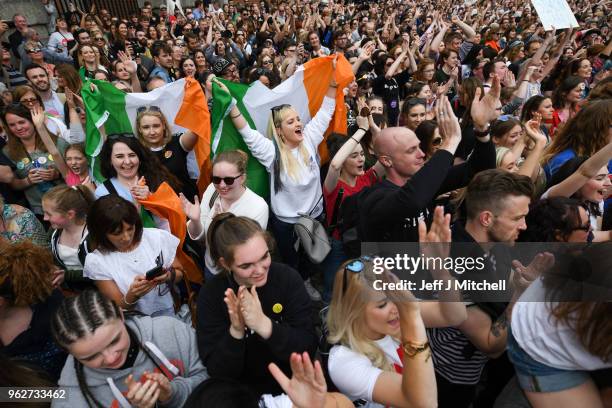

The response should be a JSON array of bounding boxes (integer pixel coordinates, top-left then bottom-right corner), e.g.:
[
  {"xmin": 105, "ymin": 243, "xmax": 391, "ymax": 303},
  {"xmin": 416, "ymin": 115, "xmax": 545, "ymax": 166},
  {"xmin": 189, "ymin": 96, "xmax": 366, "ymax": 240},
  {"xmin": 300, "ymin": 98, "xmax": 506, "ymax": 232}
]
[
  {"xmin": 230, "ymin": 111, "xmax": 241, "ymax": 119},
  {"xmin": 357, "ymin": 127, "xmax": 368, "ymax": 133},
  {"xmin": 402, "ymin": 340, "xmax": 431, "ymax": 361},
  {"xmin": 123, "ymin": 293, "xmax": 137, "ymax": 306}
]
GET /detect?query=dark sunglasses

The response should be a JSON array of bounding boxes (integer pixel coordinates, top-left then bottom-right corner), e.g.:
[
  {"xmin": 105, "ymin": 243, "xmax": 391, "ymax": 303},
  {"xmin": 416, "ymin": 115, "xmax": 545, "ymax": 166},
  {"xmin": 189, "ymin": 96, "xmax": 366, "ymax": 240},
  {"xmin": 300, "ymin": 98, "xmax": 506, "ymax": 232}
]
[
  {"xmin": 212, "ymin": 174, "xmax": 243, "ymax": 185},
  {"xmin": 26, "ymin": 48, "xmax": 42, "ymax": 53},
  {"xmin": 271, "ymin": 103, "xmax": 291, "ymax": 123},
  {"xmin": 137, "ymin": 105, "xmax": 161, "ymax": 114},
  {"xmin": 342, "ymin": 255, "xmax": 373, "ymax": 295}
]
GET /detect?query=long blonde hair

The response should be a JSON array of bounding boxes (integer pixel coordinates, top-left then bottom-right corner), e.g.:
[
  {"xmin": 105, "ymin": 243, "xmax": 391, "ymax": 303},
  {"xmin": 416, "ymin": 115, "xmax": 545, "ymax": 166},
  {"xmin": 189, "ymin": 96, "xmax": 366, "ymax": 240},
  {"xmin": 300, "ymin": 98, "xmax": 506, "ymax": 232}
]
[
  {"xmin": 135, "ymin": 109, "xmax": 173, "ymax": 148},
  {"xmin": 267, "ymin": 105, "xmax": 310, "ymax": 183},
  {"xmin": 326, "ymin": 260, "xmax": 395, "ymax": 371}
]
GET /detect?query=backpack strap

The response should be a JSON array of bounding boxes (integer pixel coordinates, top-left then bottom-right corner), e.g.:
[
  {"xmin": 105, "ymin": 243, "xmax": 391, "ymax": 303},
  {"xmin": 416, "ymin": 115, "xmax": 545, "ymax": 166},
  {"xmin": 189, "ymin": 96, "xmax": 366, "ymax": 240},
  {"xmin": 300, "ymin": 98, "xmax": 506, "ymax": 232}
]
[{"xmin": 50, "ymin": 229, "xmax": 67, "ymax": 270}]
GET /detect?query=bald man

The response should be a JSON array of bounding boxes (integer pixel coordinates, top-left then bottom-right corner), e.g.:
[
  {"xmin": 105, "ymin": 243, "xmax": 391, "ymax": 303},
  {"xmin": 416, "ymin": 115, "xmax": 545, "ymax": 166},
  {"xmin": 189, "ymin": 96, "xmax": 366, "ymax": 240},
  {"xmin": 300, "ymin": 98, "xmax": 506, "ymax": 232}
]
[{"xmin": 359, "ymin": 109, "xmax": 495, "ymax": 242}]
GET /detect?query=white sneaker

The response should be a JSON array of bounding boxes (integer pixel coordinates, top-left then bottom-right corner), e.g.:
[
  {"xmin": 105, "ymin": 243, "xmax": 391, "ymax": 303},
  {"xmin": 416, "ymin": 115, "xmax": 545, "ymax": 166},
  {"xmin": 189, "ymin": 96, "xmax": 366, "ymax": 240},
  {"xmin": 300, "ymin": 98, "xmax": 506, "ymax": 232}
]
[{"xmin": 304, "ymin": 279, "xmax": 322, "ymax": 301}]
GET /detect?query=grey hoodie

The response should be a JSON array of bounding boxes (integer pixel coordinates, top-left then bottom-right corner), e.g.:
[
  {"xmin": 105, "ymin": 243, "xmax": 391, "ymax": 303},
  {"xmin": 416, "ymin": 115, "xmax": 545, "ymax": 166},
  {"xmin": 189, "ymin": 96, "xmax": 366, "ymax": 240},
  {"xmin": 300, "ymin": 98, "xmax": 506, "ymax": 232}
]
[{"xmin": 52, "ymin": 316, "xmax": 208, "ymax": 408}]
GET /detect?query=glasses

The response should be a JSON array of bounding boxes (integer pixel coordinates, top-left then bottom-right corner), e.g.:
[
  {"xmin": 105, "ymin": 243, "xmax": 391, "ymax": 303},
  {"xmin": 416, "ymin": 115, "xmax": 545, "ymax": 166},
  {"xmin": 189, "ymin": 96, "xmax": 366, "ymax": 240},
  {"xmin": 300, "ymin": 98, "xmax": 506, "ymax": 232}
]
[
  {"xmin": 26, "ymin": 48, "xmax": 42, "ymax": 53},
  {"xmin": 108, "ymin": 133, "xmax": 135, "ymax": 140},
  {"xmin": 262, "ymin": 59, "xmax": 272, "ymax": 65},
  {"xmin": 177, "ymin": 42, "xmax": 186, "ymax": 47},
  {"xmin": 342, "ymin": 256, "xmax": 373, "ymax": 295},
  {"xmin": 212, "ymin": 174, "xmax": 243, "ymax": 185},
  {"xmin": 20, "ymin": 98, "xmax": 38, "ymax": 105},
  {"xmin": 137, "ymin": 105, "xmax": 161, "ymax": 114},
  {"xmin": 95, "ymin": 37, "xmax": 105, "ymax": 41}
]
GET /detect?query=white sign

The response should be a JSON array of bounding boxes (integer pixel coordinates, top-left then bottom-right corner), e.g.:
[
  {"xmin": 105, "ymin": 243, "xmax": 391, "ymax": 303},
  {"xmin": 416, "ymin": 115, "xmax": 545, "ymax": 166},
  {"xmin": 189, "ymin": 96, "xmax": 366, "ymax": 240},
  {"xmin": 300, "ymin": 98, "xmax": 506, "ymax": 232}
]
[{"xmin": 531, "ymin": 0, "xmax": 579, "ymax": 30}]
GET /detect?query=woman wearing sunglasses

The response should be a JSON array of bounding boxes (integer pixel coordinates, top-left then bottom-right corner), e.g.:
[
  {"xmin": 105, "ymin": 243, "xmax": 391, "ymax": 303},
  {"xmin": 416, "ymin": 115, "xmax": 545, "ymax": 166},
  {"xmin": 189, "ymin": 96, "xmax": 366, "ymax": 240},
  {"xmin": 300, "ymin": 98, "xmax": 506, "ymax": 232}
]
[
  {"xmin": 216, "ymin": 58, "xmax": 338, "ymax": 296},
  {"xmin": 180, "ymin": 150, "xmax": 268, "ymax": 282},
  {"xmin": 326, "ymin": 207, "xmax": 466, "ymax": 408},
  {"xmin": 84, "ymin": 195, "xmax": 183, "ymax": 317},
  {"xmin": 196, "ymin": 213, "xmax": 317, "ymax": 397}
]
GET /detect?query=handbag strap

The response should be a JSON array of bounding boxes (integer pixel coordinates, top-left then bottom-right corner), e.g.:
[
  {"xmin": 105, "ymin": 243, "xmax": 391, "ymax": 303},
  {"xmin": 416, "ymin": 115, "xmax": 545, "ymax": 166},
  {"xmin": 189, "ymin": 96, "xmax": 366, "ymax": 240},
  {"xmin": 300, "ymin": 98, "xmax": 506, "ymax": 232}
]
[{"xmin": 308, "ymin": 195, "xmax": 324, "ymax": 217}]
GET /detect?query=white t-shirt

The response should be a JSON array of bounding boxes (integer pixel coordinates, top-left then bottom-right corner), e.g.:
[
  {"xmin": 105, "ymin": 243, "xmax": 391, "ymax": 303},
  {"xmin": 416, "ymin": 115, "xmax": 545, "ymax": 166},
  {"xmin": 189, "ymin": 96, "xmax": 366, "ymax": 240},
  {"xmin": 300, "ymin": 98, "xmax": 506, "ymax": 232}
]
[
  {"xmin": 328, "ymin": 336, "xmax": 402, "ymax": 408},
  {"xmin": 187, "ymin": 183, "xmax": 269, "ymax": 274},
  {"xmin": 83, "ymin": 228, "xmax": 179, "ymax": 316},
  {"xmin": 512, "ymin": 277, "xmax": 612, "ymax": 371}
]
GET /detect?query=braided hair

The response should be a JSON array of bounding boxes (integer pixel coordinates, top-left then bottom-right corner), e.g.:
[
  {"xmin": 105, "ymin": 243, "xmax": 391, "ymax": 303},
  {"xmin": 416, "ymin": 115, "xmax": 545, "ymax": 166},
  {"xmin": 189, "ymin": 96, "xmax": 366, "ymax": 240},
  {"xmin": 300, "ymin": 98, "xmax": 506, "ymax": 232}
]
[{"xmin": 51, "ymin": 290, "xmax": 169, "ymax": 408}]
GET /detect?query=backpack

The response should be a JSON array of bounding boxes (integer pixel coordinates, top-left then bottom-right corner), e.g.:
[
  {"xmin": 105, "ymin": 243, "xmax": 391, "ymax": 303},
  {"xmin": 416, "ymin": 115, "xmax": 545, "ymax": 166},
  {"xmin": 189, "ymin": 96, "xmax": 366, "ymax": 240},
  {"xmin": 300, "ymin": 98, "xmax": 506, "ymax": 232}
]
[{"xmin": 336, "ymin": 186, "xmax": 373, "ymax": 259}]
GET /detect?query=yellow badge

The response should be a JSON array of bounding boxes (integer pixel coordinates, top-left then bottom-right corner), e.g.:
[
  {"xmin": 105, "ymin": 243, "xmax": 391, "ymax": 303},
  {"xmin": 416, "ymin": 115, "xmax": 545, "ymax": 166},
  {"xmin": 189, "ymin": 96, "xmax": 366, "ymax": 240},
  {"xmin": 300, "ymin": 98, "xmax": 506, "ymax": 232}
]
[
  {"xmin": 164, "ymin": 150, "xmax": 173, "ymax": 159},
  {"xmin": 272, "ymin": 303, "xmax": 283, "ymax": 314},
  {"xmin": 23, "ymin": 158, "xmax": 30, "ymax": 165},
  {"xmin": 48, "ymin": 154, "xmax": 54, "ymax": 161}
]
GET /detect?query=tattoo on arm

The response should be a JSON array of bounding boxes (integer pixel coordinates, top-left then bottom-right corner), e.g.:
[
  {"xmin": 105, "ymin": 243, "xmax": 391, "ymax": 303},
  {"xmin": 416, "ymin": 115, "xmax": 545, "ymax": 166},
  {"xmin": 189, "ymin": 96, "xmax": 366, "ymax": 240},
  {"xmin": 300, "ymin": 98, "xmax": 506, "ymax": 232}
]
[{"xmin": 490, "ymin": 313, "xmax": 508, "ymax": 338}]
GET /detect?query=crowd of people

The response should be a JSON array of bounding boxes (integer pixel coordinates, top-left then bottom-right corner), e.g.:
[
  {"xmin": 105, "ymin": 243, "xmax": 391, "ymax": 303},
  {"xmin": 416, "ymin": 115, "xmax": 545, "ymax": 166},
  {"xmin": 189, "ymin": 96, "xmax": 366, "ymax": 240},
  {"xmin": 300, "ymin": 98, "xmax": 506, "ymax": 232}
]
[{"xmin": 1, "ymin": 0, "xmax": 611, "ymax": 407}]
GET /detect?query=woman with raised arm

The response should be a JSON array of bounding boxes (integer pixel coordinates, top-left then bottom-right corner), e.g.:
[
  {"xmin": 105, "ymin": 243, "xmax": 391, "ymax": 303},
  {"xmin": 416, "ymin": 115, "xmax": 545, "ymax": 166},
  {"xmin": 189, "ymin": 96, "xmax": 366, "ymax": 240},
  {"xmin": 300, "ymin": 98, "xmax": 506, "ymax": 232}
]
[
  {"xmin": 217, "ymin": 57, "xmax": 339, "ymax": 299},
  {"xmin": 326, "ymin": 207, "xmax": 466, "ymax": 408}
]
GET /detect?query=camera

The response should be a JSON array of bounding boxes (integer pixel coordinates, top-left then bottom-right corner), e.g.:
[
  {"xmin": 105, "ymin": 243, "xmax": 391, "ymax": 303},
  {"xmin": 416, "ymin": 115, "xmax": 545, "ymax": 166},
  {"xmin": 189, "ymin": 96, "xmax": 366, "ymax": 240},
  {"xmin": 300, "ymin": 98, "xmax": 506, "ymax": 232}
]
[{"xmin": 222, "ymin": 30, "xmax": 232, "ymax": 39}]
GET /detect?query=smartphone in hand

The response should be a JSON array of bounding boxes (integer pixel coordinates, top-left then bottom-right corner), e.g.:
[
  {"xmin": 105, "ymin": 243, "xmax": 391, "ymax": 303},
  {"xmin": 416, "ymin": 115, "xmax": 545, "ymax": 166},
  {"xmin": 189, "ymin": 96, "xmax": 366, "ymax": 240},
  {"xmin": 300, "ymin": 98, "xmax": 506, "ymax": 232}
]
[{"xmin": 145, "ymin": 265, "xmax": 165, "ymax": 280}]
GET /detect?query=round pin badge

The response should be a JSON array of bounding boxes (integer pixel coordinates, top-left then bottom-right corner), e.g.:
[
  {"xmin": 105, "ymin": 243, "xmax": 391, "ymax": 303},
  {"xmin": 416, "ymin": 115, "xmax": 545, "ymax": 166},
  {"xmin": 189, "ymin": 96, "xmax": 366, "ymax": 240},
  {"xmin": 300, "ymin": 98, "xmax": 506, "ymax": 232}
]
[
  {"xmin": 17, "ymin": 161, "xmax": 25, "ymax": 170},
  {"xmin": 48, "ymin": 154, "xmax": 54, "ymax": 161},
  {"xmin": 164, "ymin": 150, "xmax": 173, "ymax": 159},
  {"xmin": 23, "ymin": 158, "xmax": 30, "ymax": 165},
  {"xmin": 272, "ymin": 303, "xmax": 283, "ymax": 314},
  {"xmin": 37, "ymin": 156, "xmax": 48, "ymax": 165}
]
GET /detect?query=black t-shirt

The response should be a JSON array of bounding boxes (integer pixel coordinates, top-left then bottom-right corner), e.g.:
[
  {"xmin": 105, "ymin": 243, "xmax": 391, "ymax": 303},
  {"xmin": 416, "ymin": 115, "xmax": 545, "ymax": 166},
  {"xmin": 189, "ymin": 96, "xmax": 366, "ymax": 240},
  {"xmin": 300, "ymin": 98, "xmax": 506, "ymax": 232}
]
[
  {"xmin": 151, "ymin": 134, "xmax": 198, "ymax": 200},
  {"xmin": 372, "ymin": 70, "xmax": 411, "ymax": 126}
]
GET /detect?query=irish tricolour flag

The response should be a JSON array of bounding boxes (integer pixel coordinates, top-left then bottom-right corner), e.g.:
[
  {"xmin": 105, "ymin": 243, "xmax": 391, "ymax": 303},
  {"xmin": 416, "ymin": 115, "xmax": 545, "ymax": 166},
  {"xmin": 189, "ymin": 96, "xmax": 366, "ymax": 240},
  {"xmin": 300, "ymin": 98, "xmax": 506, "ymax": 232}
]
[
  {"xmin": 211, "ymin": 54, "xmax": 355, "ymax": 198},
  {"xmin": 82, "ymin": 77, "xmax": 211, "ymax": 189}
]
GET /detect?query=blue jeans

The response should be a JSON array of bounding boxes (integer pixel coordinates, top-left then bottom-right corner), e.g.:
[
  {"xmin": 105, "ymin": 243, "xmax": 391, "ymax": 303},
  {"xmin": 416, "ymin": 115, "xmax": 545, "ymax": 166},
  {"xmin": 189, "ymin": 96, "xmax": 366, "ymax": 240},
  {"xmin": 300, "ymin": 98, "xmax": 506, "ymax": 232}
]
[
  {"xmin": 321, "ymin": 238, "xmax": 347, "ymax": 303},
  {"xmin": 507, "ymin": 327, "xmax": 589, "ymax": 393}
]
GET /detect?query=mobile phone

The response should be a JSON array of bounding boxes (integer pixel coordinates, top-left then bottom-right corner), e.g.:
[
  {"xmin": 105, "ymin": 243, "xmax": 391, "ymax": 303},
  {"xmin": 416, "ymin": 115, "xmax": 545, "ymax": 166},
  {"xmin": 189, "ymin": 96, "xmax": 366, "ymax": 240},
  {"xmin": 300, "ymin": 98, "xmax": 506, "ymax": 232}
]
[
  {"xmin": 2, "ymin": 20, "xmax": 15, "ymax": 29},
  {"xmin": 145, "ymin": 265, "xmax": 165, "ymax": 280}
]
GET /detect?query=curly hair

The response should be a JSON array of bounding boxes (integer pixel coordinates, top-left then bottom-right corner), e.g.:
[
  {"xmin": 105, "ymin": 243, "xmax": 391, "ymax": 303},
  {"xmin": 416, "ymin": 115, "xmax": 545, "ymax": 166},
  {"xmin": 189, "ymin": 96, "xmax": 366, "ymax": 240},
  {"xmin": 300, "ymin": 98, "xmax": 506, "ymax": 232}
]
[{"xmin": 0, "ymin": 240, "xmax": 54, "ymax": 307}]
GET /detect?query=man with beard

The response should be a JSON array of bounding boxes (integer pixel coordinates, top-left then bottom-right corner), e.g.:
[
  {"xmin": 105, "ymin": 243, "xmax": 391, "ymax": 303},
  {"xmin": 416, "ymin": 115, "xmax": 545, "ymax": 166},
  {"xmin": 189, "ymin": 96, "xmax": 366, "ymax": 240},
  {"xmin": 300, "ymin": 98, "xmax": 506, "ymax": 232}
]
[
  {"xmin": 429, "ymin": 169, "xmax": 544, "ymax": 408},
  {"xmin": 24, "ymin": 64, "xmax": 64, "ymax": 121}
]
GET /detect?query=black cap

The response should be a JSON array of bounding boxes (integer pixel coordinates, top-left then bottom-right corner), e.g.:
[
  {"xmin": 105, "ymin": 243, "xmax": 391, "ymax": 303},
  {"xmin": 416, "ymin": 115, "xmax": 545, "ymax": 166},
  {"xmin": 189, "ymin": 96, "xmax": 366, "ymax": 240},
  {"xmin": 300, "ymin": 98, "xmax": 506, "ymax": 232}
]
[{"xmin": 212, "ymin": 58, "xmax": 231, "ymax": 75}]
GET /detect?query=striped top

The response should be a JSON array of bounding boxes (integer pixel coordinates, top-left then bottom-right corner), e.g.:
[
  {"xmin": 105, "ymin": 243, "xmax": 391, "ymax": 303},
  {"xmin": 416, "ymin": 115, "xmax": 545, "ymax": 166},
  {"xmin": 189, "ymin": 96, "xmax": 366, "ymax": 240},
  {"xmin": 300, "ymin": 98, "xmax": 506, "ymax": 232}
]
[{"xmin": 428, "ymin": 325, "xmax": 489, "ymax": 385}]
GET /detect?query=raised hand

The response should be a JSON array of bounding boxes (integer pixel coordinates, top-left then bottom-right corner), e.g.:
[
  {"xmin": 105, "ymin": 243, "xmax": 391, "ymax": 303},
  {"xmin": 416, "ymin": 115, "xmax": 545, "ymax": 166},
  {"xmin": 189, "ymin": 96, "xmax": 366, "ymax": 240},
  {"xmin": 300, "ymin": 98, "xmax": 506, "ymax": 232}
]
[
  {"xmin": 31, "ymin": 105, "xmax": 47, "ymax": 130},
  {"xmin": 179, "ymin": 193, "xmax": 201, "ymax": 222},
  {"xmin": 511, "ymin": 252, "xmax": 554, "ymax": 292},
  {"xmin": 239, "ymin": 285, "xmax": 269, "ymax": 334},
  {"xmin": 224, "ymin": 288, "xmax": 245, "ymax": 339},
  {"xmin": 471, "ymin": 74, "xmax": 501, "ymax": 129},
  {"xmin": 118, "ymin": 50, "xmax": 137, "ymax": 74},
  {"xmin": 269, "ymin": 352, "xmax": 327, "ymax": 408},
  {"xmin": 436, "ymin": 95, "xmax": 461, "ymax": 147}
]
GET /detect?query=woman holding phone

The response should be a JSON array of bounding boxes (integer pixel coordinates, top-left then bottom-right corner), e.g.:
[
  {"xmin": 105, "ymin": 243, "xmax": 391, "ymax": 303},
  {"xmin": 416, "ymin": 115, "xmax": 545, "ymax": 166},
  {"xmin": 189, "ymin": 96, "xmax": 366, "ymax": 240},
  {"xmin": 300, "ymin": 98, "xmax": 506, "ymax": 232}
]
[{"xmin": 83, "ymin": 195, "xmax": 183, "ymax": 317}]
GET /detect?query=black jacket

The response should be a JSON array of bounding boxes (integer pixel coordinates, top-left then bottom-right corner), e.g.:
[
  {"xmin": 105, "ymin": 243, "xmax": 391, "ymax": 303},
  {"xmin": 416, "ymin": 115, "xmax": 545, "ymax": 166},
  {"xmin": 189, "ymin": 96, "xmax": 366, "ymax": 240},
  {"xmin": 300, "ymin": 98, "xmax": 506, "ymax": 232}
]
[
  {"xmin": 196, "ymin": 262, "xmax": 317, "ymax": 396},
  {"xmin": 362, "ymin": 138, "xmax": 495, "ymax": 243}
]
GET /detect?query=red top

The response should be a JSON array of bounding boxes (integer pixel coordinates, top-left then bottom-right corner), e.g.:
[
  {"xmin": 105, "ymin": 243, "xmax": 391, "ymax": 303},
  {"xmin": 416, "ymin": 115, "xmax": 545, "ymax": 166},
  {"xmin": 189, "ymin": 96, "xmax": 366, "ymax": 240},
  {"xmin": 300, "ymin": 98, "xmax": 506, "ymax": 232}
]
[{"xmin": 324, "ymin": 167, "xmax": 380, "ymax": 240}]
